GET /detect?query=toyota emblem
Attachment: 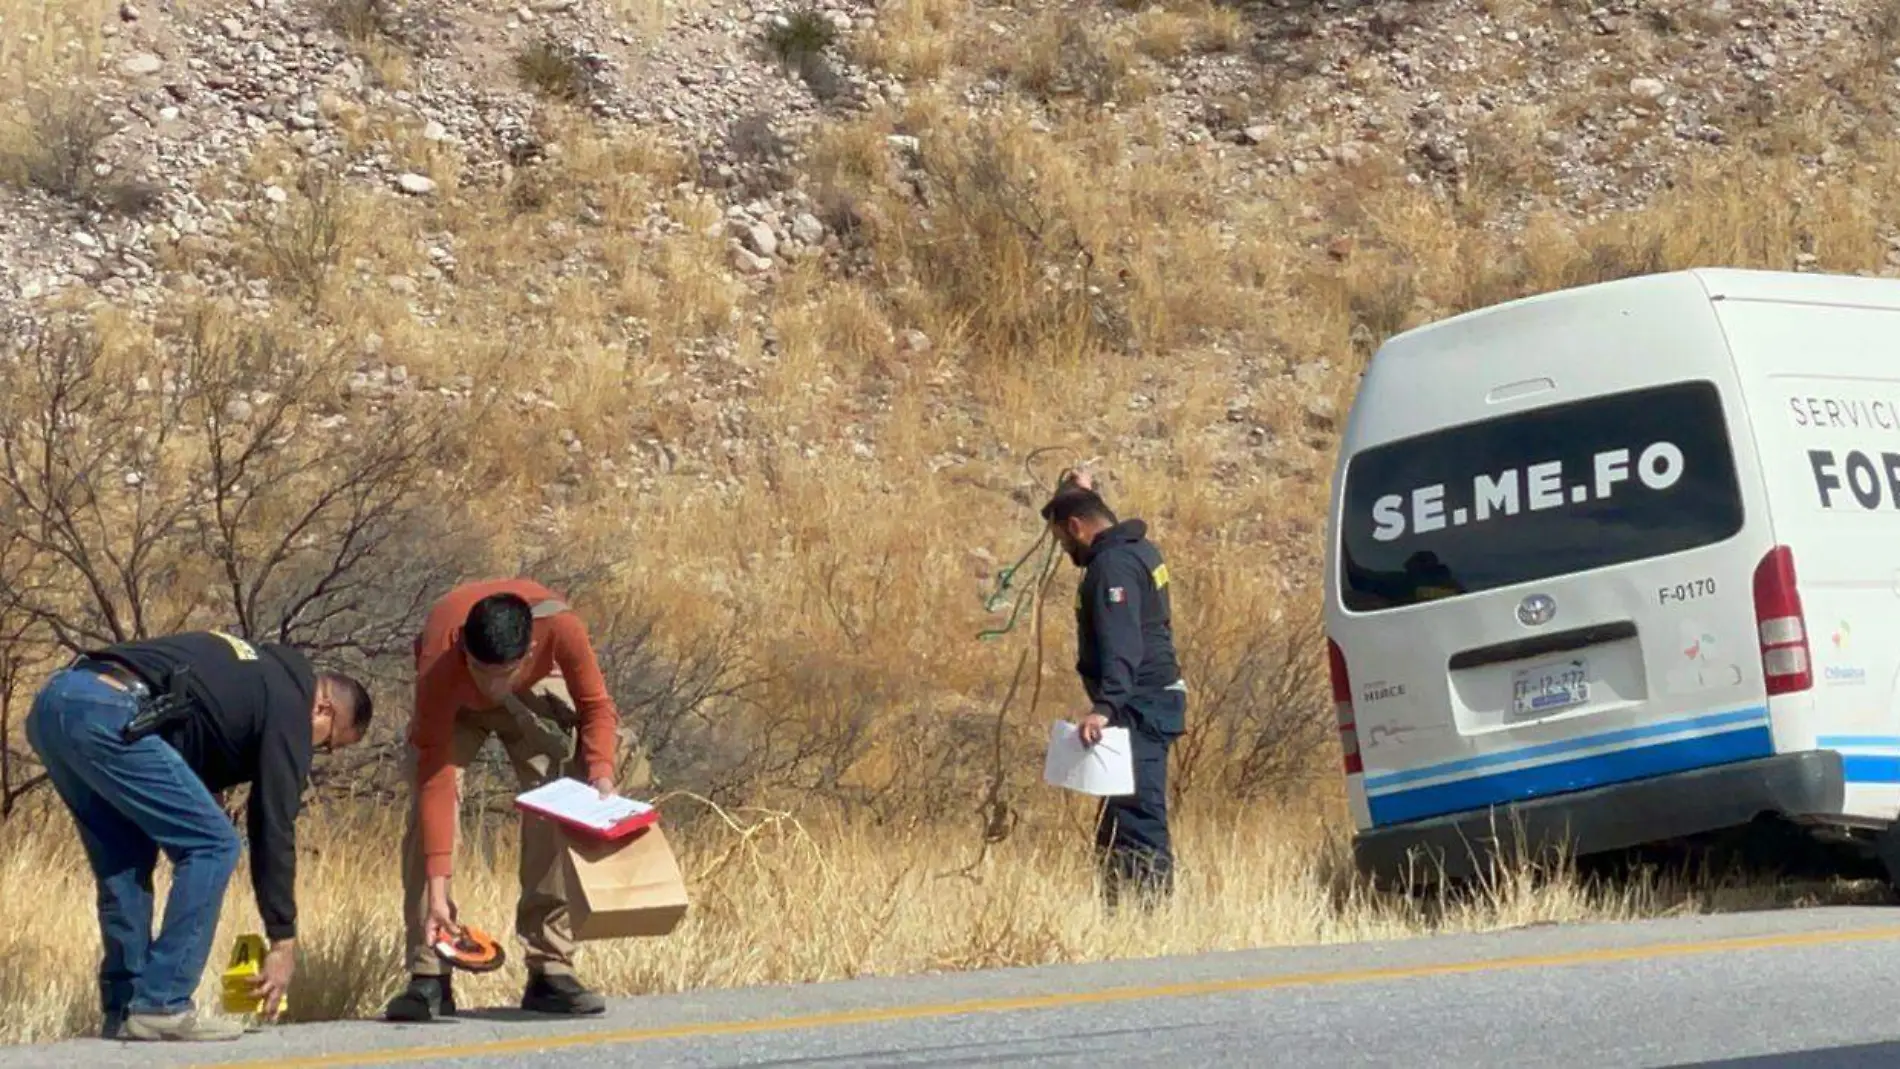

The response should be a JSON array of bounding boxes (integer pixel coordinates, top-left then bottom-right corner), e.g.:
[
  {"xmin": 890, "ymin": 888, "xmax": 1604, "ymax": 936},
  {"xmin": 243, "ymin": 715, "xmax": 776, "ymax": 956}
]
[{"xmin": 1517, "ymin": 594, "xmax": 1556, "ymax": 627}]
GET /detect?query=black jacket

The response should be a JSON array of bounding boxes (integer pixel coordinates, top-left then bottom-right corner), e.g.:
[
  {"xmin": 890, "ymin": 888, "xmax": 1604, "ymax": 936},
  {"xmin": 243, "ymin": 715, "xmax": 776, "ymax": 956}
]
[
  {"xmin": 1074, "ymin": 519, "xmax": 1185, "ymax": 737},
  {"xmin": 89, "ymin": 631, "xmax": 316, "ymax": 942}
]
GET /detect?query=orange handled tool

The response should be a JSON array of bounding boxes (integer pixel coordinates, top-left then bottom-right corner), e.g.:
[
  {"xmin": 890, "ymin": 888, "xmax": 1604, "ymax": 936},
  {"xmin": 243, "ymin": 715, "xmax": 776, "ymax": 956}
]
[{"xmin": 433, "ymin": 925, "xmax": 507, "ymax": 973}]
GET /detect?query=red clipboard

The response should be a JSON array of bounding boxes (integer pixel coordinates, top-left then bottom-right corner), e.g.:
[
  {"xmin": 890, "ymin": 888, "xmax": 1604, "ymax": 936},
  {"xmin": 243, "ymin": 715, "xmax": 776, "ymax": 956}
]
[{"xmin": 513, "ymin": 779, "xmax": 662, "ymax": 842}]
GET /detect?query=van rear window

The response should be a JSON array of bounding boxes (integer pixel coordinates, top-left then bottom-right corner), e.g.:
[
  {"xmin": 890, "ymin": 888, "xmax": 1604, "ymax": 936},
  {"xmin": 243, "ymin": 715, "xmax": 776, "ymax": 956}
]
[{"xmin": 1338, "ymin": 379, "xmax": 1746, "ymax": 613}]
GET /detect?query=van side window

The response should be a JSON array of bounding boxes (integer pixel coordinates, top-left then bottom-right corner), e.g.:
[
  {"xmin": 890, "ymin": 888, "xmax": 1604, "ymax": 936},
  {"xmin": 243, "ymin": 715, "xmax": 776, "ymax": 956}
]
[{"xmin": 1338, "ymin": 379, "xmax": 1746, "ymax": 612}]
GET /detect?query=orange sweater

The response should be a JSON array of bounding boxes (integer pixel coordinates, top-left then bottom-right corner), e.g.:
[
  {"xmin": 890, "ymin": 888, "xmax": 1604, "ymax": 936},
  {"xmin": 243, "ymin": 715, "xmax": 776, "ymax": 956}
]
[{"xmin": 410, "ymin": 578, "xmax": 619, "ymax": 878}]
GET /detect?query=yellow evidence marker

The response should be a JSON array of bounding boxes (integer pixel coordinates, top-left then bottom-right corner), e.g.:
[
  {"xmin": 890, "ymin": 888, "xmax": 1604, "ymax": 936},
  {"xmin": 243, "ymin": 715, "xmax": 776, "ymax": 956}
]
[{"xmin": 220, "ymin": 933, "xmax": 278, "ymax": 1025}]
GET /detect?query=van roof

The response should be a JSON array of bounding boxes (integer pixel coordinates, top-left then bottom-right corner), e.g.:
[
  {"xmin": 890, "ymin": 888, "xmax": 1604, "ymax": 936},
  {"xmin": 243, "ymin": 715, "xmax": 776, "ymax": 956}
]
[{"xmin": 1378, "ymin": 267, "xmax": 1900, "ymax": 354}]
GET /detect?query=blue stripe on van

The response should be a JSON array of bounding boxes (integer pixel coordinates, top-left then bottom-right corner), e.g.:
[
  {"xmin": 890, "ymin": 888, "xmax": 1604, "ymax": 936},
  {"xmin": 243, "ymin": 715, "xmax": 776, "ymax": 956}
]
[
  {"xmin": 1815, "ymin": 737, "xmax": 1900, "ymax": 784},
  {"xmin": 1366, "ymin": 722, "xmax": 1776, "ymax": 827},
  {"xmin": 1841, "ymin": 756, "xmax": 1900, "ymax": 784},
  {"xmin": 1817, "ymin": 735, "xmax": 1900, "ymax": 749},
  {"xmin": 1361, "ymin": 706, "xmax": 1771, "ymax": 794}
]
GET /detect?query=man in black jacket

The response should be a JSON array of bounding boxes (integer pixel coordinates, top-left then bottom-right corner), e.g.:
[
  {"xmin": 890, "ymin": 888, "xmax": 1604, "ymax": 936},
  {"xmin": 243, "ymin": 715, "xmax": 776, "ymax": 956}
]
[
  {"xmin": 24, "ymin": 630, "xmax": 373, "ymax": 1042},
  {"xmin": 1043, "ymin": 473, "xmax": 1187, "ymax": 910}
]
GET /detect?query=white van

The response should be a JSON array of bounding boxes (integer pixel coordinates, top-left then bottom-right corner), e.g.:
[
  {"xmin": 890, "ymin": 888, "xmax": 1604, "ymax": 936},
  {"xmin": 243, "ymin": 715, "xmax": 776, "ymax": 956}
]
[{"xmin": 1324, "ymin": 267, "xmax": 1900, "ymax": 885}]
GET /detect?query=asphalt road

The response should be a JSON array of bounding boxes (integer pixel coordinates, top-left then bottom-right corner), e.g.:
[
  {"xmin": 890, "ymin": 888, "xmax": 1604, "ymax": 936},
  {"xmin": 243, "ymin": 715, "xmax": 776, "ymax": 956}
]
[{"xmin": 6, "ymin": 906, "xmax": 1900, "ymax": 1069}]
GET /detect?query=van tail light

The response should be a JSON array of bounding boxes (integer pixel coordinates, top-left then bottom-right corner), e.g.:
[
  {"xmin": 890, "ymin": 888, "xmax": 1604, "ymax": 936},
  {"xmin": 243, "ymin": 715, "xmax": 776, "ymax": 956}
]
[
  {"xmin": 1328, "ymin": 636, "xmax": 1363, "ymax": 775},
  {"xmin": 1753, "ymin": 545, "xmax": 1813, "ymax": 696}
]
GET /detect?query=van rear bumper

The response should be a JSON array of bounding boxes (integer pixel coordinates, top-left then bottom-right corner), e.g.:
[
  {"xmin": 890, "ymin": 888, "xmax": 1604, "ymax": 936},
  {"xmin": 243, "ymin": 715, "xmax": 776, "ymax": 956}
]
[{"xmin": 1351, "ymin": 749, "xmax": 1846, "ymax": 885}]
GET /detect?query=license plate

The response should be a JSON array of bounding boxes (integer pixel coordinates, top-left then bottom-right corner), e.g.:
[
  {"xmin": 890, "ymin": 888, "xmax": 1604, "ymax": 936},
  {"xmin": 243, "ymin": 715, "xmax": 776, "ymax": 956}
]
[{"xmin": 1511, "ymin": 657, "xmax": 1591, "ymax": 717}]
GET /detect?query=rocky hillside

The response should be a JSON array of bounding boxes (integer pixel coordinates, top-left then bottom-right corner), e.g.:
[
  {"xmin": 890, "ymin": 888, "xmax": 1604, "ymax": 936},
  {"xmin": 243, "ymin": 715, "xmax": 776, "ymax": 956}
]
[{"xmin": 7, "ymin": 0, "xmax": 1899, "ymax": 430}]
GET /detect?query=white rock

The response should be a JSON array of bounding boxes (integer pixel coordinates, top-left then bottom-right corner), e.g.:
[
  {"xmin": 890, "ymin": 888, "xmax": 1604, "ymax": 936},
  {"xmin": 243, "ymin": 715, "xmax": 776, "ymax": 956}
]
[
  {"xmin": 1629, "ymin": 77, "xmax": 1666, "ymax": 100},
  {"xmin": 730, "ymin": 246, "xmax": 771, "ymax": 274},
  {"xmin": 265, "ymin": 185, "xmax": 288, "ymax": 203},
  {"xmin": 120, "ymin": 53, "xmax": 163, "ymax": 76},
  {"xmin": 422, "ymin": 120, "xmax": 449, "ymax": 141},
  {"xmin": 396, "ymin": 173, "xmax": 437, "ymax": 196},
  {"xmin": 791, "ymin": 213, "xmax": 824, "ymax": 244},
  {"xmin": 745, "ymin": 222, "xmax": 778, "ymax": 258}
]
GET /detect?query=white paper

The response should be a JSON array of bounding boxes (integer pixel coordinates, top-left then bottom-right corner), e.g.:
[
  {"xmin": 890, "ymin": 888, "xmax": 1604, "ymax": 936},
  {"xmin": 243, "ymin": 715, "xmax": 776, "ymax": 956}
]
[
  {"xmin": 1043, "ymin": 721, "xmax": 1135, "ymax": 797},
  {"xmin": 516, "ymin": 777, "xmax": 653, "ymax": 831}
]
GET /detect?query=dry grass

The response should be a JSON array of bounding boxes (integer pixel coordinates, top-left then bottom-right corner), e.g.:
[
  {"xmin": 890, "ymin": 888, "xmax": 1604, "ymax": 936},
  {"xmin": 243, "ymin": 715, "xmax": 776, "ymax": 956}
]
[
  {"xmin": 10, "ymin": 0, "xmax": 1900, "ymax": 1048},
  {"xmin": 0, "ymin": 791, "xmax": 1886, "ymax": 1045}
]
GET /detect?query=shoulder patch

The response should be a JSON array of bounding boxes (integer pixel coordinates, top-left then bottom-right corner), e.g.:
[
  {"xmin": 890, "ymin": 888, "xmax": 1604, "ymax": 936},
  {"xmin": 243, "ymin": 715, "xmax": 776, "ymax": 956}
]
[
  {"xmin": 1108, "ymin": 586, "xmax": 1125, "ymax": 604},
  {"xmin": 1151, "ymin": 563, "xmax": 1169, "ymax": 589},
  {"xmin": 209, "ymin": 629, "xmax": 259, "ymax": 661}
]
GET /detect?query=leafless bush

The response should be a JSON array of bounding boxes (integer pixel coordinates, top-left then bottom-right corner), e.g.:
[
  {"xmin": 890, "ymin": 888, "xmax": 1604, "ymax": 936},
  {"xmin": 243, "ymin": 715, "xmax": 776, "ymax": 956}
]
[
  {"xmin": 1, "ymin": 88, "xmax": 162, "ymax": 216},
  {"xmin": 322, "ymin": 0, "xmax": 443, "ymax": 53},
  {"xmin": 906, "ymin": 119, "xmax": 1131, "ymax": 361},
  {"xmin": 0, "ymin": 307, "xmax": 487, "ymax": 813},
  {"xmin": 1171, "ymin": 606, "xmax": 1334, "ymax": 806},
  {"xmin": 514, "ymin": 37, "xmax": 608, "ymax": 104},
  {"xmin": 1004, "ymin": 13, "xmax": 1133, "ymax": 109},
  {"xmin": 257, "ymin": 168, "xmax": 351, "ymax": 313},
  {"xmin": 0, "ymin": 592, "xmax": 48, "ymax": 819}
]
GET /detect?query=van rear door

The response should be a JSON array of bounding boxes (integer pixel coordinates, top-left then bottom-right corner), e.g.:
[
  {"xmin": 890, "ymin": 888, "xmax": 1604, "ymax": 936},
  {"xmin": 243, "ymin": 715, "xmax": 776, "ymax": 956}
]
[{"xmin": 1332, "ymin": 378, "xmax": 1773, "ymax": 829}]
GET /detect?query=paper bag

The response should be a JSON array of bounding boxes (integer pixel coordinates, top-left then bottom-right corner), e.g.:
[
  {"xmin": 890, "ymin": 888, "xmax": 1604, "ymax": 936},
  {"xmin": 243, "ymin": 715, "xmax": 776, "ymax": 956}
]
[{"xmin": 560, "ymin": 823, "xmax": 690, "ymax": 940}]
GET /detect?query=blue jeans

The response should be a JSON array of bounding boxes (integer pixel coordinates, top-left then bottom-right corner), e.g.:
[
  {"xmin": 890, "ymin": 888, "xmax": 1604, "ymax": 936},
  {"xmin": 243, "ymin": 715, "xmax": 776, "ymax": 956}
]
[{"xmin": 24, "ymin": 667, "xmax": 241, "ymax": 1028}]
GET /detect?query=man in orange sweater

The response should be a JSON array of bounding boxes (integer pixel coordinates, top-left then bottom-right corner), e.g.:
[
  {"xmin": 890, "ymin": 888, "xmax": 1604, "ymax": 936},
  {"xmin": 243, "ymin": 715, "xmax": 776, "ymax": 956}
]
[{"xmin": 384, "ymin": 578, "xmax": 621, "ymax": 1022}]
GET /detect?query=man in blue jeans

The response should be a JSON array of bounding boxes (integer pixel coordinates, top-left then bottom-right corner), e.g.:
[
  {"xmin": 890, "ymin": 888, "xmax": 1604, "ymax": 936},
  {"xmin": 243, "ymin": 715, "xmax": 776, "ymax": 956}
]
[{"xmin": 25, "ymin": 630, "xmax": 374, "ymax": 1042}]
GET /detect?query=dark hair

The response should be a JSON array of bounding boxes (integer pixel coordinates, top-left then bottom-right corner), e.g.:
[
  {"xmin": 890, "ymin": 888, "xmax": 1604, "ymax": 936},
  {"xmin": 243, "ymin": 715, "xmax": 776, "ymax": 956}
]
[
  {"xmin": 320, "ymin": 671, "xmax": 375, "ymax": 732},
  {"xmin": 1041, "ymin": 486, "xmax": 1117, "ymax": 527},
  {"xmin": 464, "ymin": 592, "xmax": 535, "ymax": 665}
]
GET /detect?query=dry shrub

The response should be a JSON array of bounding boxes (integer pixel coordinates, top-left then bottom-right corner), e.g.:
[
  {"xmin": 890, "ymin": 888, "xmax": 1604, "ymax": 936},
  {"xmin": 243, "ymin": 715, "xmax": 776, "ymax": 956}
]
[
  {"xmin": 0, "ymin": 786, "xmax": 1881, "ymax": 1044},
  {"xmin": 849, "ymin": 0, "xmax": 961, "ymax": 81},
  {"xmin": 0, "ymin": 86, "xmax": 163, "ymax": 215},
  {"xmin": 1128, "ymin": 0, "xmax": 1246, "ymax": 62},
  {"xmin": 250, "ymin": 166, "xmax": 358, "ymax": 314},
  {"xmin": 515, "ymin": 37, "xmax": 608, "ymax": 104},
  {"xmin": 995, "ymin": 11, "xmax": 1144, "ymax": 108}
]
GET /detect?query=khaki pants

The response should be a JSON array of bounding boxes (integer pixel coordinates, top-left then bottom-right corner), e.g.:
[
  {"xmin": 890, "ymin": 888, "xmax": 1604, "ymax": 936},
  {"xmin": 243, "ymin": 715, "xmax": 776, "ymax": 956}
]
[{"xmin": 400, "ymin": 676, "xmax": 588, "ymax": 978}]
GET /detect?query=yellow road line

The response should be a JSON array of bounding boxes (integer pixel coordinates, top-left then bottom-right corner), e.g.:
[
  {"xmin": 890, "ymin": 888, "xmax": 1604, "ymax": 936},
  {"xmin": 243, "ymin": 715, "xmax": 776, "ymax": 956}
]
[{"xmin": 192, "ymin": 922, "xmax": 1900, "ymax": 1069}]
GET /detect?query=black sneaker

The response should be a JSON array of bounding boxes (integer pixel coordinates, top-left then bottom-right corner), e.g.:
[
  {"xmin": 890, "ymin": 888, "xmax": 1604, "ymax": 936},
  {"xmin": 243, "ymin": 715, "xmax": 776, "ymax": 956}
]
[
  {"xmin": 520, "ymin": 972, "xmax": 606, "ymax": 1015},
  {"xmin": 383, "ymin": 974, "xmax": 457, "ymax": 1022}
]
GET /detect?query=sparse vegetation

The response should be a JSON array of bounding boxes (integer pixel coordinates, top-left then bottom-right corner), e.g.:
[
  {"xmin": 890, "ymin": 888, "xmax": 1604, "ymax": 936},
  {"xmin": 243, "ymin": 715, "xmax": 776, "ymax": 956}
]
[
  {"xmin": 0, "ymin": 87, "xmax": 161, "ymax": 215},
  {"xmin": 761, "ymin": 4, "xmax": 851, "ymax": 99},
  {"xmin": 5, "ymin": 0, "xmax": 1900, "ymax": 1048},
  {"xmin": 516, "ymin": 36, "xmax": 606, "ymax": 103}
]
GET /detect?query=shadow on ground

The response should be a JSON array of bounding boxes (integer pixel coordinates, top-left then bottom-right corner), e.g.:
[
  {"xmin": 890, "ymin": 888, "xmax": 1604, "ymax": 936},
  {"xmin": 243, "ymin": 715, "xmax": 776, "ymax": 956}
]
[{"xmin": 1681, "ymin": 1041, "xmax": 1900, "ymax": 1067}]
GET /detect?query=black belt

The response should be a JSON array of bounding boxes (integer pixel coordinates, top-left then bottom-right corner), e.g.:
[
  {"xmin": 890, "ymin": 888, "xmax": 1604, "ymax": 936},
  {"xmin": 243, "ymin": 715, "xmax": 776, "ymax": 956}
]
[{"xmin": 69, "ymin": 655, "xmax": 196, "ymax": 742}]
